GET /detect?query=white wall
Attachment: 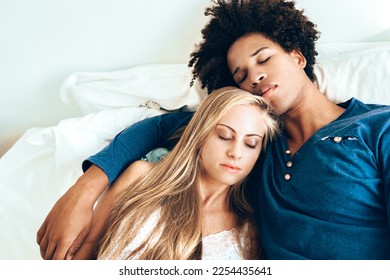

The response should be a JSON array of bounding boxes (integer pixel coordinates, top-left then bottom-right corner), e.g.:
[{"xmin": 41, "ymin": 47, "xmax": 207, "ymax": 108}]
[
  {"xmin": 297, "ymin": 0, "xmax": 390, "ymax": 42},
  {"xmin": 0, "ymin": 0, "xmax": 210, "ymax": 156},
  {"xmin": 1, "ymin": 0, "xmax": 390, "ymax": 156}
]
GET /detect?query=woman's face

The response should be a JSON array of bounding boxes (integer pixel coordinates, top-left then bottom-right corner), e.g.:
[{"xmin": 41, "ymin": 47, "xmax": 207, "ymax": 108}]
[
  {"xmin": 200, "ymin": 104, "xmax": 267, "ymax": 188},
  {"xmin": 227, "ymin": 33, "xmax": 308, "ymax": 114}
]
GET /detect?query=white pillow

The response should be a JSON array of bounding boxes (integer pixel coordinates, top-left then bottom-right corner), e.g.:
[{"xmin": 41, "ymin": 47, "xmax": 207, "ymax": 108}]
[
  {"xmin": 60, "ymin": 64, "xmax": 207, "ymax": 115},
  {"xmin": 60, "ymin": 42, "xmax": 390, "ymax": 114},
  {"xmin": 314, "ymin": 45, "xmax": 390, "ymax": 105},
  {"xmin": 316, "ymin": 41, "xmax": 390, "ymax": 59}
]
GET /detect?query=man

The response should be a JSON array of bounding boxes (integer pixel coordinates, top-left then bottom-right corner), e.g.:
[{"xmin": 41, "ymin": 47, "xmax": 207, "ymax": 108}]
[{"xmin": 37, "ymin": 0, "xmax": 390, "ymax": 259}]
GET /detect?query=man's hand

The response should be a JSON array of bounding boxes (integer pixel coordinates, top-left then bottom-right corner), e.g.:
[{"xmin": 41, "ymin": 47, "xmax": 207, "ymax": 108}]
[
  {"xmin": 36, "ymin": 188, "xmax": 93, "ymax": 259},
  {"xmin": 36, "ymin": 165, "xmax": 108, "ymax": 259}
]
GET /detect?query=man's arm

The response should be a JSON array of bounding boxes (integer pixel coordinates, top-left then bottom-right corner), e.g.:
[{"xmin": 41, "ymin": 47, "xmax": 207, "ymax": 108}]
[
  {"xmin": 36, "ymin": 111, "xmax": 193, "ymax": 259},
  {"xmin": 83, "ymin": 111, "xmax": 194, "ymax": 184}
]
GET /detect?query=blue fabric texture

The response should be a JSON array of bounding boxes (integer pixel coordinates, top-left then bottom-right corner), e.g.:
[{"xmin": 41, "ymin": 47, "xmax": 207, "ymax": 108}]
[{"xmin": 248, "ymin": 98, "xmax": 390, "ymax": 259}]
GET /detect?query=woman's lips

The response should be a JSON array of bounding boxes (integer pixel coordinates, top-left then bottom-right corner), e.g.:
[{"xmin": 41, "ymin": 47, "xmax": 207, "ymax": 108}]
[{"xmin": 220, "ymin": 164, "xmax": 241, "ymax": 173}]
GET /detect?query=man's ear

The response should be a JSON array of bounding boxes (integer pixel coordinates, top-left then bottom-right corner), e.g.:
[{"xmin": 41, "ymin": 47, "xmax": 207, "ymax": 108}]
[{"xmin": 290, "ymin": 50, "xmax": 307, "ymax": 68}]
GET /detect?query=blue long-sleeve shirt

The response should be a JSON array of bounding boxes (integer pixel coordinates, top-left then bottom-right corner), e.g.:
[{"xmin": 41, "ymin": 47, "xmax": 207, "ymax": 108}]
[
  {"xmin": 82, "ymin": 111, "xmax": 194, "ymax": 184},
  {"xmin": 83, "ymin": 98, "xmax": 390, "ymax": 259}
]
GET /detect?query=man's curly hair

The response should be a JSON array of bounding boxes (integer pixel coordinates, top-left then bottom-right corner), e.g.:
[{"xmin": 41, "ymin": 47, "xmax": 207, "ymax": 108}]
[{"xmin": 188, "ymin": 0, "xmax": 320, "ymax": 93}]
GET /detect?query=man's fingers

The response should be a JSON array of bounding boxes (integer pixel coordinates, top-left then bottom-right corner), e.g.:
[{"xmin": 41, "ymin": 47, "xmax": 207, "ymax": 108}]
[
  {"xmin": 38, "ymin": 232, "xmax": 49, "ymax": 259},
  {"xmin": 52, "ymin": 239, "xmax": 74, "ymax": 260},
  {"xmin": 39, "ymin": 230, "xmax": 75, "ymax": 260},
  {"xmin": 65, "ymin": 233, "xmax": 86, "ymax": 260},
  {"xmin": 36, "ymin": 221, "xmax": 47, "ymax": 245},
  {"xmin": 44, "ymin": 241, "xmax": 57, "ymax": 260}
]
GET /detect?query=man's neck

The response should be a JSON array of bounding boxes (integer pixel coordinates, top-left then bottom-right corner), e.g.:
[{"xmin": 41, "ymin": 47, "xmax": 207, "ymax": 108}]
[{"xmin": 283, "ymin": 91, "xmax": 345, "ymax": 155}]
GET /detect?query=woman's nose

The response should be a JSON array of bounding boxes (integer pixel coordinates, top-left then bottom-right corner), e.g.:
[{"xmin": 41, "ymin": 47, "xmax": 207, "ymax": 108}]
[{"xmin": 227, "ymin": 144, "xmax": 242, "ymax": 160}]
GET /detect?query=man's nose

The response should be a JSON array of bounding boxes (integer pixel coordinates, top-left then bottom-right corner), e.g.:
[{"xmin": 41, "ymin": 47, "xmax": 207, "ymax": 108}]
[{"xmin": 249, "ymin": 70, "xmax": 265, "ymax": 89}]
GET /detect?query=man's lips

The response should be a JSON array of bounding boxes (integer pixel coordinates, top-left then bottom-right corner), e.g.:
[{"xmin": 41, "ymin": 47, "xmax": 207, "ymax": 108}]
[{"xmin": 259, "ymin": 85, "xmax": 277, "ymax": 97}]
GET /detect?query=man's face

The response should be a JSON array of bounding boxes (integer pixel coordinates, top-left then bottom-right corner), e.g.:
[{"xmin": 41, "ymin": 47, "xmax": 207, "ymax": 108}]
[{"xmin": 227, "ymin": 33, "xmax": 308, "ymax": 114}]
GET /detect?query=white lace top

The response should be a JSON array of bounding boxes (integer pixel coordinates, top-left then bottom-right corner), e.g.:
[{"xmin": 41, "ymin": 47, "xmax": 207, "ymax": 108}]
[
  {"xmin": 101, "ymin": 209, "xmax": 250, "ymax": 260},
  {"xmin": 202, "ymin": 228, "xmax": 246, "ymax": 260}
]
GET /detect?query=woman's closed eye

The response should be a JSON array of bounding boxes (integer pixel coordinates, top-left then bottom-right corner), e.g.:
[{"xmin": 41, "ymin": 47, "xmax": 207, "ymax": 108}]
[
  {"xmin": 245, "ymin": 139, "xmax": 259, "ymax": 149},
  {"xmin": 219, "ymin": 134, "xmax": 232, "ymax": 141}
]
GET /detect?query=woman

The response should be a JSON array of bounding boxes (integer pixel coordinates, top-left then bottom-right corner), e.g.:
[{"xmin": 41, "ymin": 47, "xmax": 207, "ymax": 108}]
[{"xmin": 74, "ymin": 86, "xmax": 279, "ymax": 260}]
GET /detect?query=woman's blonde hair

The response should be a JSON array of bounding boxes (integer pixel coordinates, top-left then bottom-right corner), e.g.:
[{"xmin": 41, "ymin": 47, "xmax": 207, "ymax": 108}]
[{"xmin": 98, "ymin": 86, "xmax": 279, "ymax": 259}]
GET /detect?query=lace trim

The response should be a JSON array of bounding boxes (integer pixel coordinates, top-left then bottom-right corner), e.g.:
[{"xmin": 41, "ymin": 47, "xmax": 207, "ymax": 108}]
[{"xmin": 202, "ymin": 228, "xmax": 246, "ymax": 260}]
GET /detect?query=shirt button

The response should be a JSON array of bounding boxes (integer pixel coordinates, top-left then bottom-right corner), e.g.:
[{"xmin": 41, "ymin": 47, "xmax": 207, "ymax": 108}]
[
  {"xmin": 333, "ymin": 136, "xmax": 342, "ymax": 143},
  {"xmin": 284, "ymin": 174, "xmax": 291, "ymax": 181},
  {"xmin": 285, "ymin": 150, "xmax": 291, "ymax": 155},
  {"xmin": 286, "ymin": 161, "xmax": 293, "ymax": 168}
]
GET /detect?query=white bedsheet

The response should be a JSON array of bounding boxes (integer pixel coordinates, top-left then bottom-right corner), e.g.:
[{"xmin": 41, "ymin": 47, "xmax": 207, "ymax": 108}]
[{"xmin": 0, "ymin": 107, "xmax": 164, "ymax": 259}]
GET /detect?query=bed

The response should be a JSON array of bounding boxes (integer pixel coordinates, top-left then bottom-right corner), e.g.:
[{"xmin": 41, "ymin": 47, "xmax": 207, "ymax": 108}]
[{"xmin": 1, "ymin": 0, "xmax": 390, "ymax": 260}]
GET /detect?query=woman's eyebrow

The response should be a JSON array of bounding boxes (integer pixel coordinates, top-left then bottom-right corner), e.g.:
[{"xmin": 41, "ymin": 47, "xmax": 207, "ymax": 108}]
[{"xmin": 217, "ymin": 124, "xmax": 262, "ymax": 138}]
